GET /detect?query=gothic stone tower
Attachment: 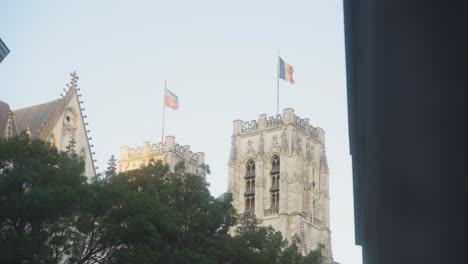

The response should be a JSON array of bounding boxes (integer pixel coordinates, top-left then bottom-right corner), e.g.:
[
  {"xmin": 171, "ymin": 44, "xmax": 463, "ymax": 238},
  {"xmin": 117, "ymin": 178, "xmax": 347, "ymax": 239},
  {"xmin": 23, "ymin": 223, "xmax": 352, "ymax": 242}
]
[{"xmin": 227, "ymin": 108, "xmax": 332, "ymax": 263}]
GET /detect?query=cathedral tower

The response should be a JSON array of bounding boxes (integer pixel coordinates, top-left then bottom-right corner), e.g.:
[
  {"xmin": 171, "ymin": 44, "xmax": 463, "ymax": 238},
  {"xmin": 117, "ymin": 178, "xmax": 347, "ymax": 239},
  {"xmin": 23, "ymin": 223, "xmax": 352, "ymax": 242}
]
[{"xmin": 227, "ymin": 108, "xmax": 332, "ymax": 263}]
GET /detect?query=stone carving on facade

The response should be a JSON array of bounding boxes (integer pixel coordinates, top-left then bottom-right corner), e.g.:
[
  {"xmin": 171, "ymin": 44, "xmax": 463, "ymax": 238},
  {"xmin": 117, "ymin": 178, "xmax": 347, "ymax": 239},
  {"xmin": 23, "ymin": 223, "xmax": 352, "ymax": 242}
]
[
  {"xmin": 305, "ymin": 141, "xmax": 315, "ymax": 163},
  {"xmin": 290, "ymin": 172, "xmax": 303, "ymax": 184},
  {"xmin": 289, "ymin": 128, "xmax": 302, "ymax": 156},
  {"xmin": 229, "ymin": 136, "xmax": 237, "ymax": 162},
  {"xmin": 272, "ymin": 135, "xmax": 279, "ymax": 150},
  {"xmin": 61, "ymin": 108, "xmax": 77, "ymax": 151},
  {"xmin": 63, "ymin": 107, "xmax": 77, "ymax": 135},
  {"xmin": 280, "ymin": 171, "xmax": 288, "ymax": 183},
  {"xmin": 296, "ymin": 134, "xmax": 303, "ymax": 156},
  {"xmin": 246, "ymin": 139, "xmax": 256, "ymax": 157},
  {"xmin": 280, "ymin": 127, "xmax": 288, "ymax": 155},
  {"xmin": 257, "ymin": 133, "xmax": 264, "ymax": 158},
  {"xmin": 304, "ymin": 180, "xmax": 313, "ymax": 191},
  {"xmin": 291, "ymin": 128, "xmax": 297, "ymax": 154}
]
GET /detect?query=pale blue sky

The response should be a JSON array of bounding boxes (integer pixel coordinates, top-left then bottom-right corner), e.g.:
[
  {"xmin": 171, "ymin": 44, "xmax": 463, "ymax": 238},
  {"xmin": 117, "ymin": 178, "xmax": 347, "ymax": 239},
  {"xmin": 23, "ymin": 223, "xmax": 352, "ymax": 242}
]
[{"xmin": 1, "ymin": 1, "xmax": 361, "ymax": 263}]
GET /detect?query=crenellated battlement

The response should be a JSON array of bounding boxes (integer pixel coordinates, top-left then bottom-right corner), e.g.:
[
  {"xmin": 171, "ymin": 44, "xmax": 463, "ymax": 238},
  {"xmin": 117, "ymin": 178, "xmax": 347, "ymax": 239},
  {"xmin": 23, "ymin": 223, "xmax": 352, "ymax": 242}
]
[
  {"xmin": 233, "ymin": 108, "xmax": 325, "ymax": 146},
  {"xmin": 149, "ymin": 142, "xmax": 164, "ymax": 154},
  {"xmin": 123, "ymin": 137, "xmax": 203, "ymax": 165},
  {"xmin": 118, "ymin": 135, "xmax": 206, "ymax": 177}
]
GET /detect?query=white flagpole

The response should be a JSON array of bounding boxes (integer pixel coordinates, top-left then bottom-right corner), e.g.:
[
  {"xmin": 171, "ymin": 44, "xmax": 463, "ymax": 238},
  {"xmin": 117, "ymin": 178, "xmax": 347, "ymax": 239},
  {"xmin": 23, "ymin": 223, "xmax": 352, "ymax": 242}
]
[
  {"xmin": 161, "ymin": 80, "xmax": 167, "ymax": 143},
  {"xmin": 277, "ymin": 49, "xmax": 280, "ymax": 114}
]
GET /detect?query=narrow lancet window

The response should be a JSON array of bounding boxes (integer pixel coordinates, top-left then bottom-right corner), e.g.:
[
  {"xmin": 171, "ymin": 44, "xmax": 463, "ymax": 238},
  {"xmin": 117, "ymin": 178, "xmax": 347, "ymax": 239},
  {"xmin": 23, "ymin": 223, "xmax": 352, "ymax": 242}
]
[
  {"xmin": 269, "ymin": 155, "xmax": 280, "ymax": 214},
  {"xmin": 244, "ymin": 159, "xmax": 256, "ymax": 215}
]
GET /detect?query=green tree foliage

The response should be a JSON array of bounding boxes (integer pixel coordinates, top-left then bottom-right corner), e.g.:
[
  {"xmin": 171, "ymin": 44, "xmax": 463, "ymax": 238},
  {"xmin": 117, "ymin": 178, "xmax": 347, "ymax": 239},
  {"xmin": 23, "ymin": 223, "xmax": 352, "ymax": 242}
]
[
  {"xmin": 0, "ymin": 136, "xmax": 86, "ymax": 263},
  {"xmin": 223, "ymin": 217, "xmax": 323, "ymax": 264},
  {"xmin": 0, "ymin": 137, "xmax": 323, "ymax": 263},
  {"xmin": 301, "ymin": 244, "xmax": 324, "ymax": 264}
]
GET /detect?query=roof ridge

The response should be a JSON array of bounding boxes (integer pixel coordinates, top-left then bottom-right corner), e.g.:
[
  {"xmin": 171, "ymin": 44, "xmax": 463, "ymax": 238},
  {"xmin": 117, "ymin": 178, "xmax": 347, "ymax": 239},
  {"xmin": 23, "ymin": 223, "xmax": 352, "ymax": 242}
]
[
  {"xmin": 12, "ymin": 99, "xmax": 61, "ymax": 137},
  {"xmin": 13, "ymin": 98, "xmax": 61, "ymax": 112}
]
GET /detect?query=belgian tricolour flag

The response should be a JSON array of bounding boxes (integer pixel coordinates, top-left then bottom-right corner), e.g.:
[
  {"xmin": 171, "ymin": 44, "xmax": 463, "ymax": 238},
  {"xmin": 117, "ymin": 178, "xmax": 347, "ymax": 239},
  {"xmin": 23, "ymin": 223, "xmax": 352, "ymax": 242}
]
[{"xmin": 278, "ymin": 57, "xmax": 295, "ymax": 84}]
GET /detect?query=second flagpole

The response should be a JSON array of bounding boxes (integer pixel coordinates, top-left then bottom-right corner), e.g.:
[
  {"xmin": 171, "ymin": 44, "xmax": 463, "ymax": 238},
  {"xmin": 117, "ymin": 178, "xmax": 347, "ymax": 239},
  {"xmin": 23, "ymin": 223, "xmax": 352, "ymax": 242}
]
[
  {"xmin": 161, "ymin": 80, "xmax": 167, "ymax": 143},
  {"xmin": 277, "ymin": 49, "xmax": 280, "ymax": 114}
]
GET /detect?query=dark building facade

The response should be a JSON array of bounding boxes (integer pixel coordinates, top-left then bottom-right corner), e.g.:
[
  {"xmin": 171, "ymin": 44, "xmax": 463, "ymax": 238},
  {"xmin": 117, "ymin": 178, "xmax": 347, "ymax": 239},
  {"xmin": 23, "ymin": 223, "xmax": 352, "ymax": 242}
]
[
  {"xmin": 0, "ymin": 38, "xmax": 9, "ymax": 63},
  {"xmin": 343, "ymin": 1, "xmax": 468, "ymax": 264}
]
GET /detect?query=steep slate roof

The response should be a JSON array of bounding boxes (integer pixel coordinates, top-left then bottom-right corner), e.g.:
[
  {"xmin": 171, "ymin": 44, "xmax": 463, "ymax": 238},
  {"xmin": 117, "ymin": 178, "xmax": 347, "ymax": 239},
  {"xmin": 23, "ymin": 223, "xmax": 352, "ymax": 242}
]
[
  {"xmin": 12, "ymin": 80, "xmax": 78, "ymax": 140},
  {"xmin": 0, "ymin": 100, "xmax": 18, "ymax": 136},
  {"xmin": 13, "ymin": 99, "xmax": 63, "ymax": 139}
]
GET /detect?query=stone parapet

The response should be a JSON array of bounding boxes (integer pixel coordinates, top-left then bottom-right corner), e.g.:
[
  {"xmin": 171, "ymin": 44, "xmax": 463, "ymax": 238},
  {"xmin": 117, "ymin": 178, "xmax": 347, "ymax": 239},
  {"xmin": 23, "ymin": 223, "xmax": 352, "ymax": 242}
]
[
  {"xmin": 118, "ymin": 135, "xmax": 205, "ymax": 177},
  {"xmin": 122, "ymin": 136, "xmax": 204, "ymax": 166},
  {"xmin": 232, "ymin": 108, "xmax": 325, "ymax": 146}
]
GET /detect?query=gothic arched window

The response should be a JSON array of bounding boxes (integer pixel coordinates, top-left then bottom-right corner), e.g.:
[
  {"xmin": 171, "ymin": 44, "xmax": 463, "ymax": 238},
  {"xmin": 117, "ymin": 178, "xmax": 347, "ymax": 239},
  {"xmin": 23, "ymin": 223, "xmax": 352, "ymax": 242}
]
[
  {"xmin": 244, "ymin": 159, "xmax": 256, "ymax": 215},
  {"xmin": 270, "ymin": 155, "xmax": 280, "ymax": 213}
]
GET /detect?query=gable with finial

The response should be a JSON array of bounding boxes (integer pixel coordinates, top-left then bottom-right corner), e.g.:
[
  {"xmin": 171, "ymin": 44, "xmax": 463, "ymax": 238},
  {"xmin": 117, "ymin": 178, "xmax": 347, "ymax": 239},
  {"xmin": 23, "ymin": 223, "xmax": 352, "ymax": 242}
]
[{"xmin": 5, "ymin": 71, "xmax": 96, "ymax": 178}]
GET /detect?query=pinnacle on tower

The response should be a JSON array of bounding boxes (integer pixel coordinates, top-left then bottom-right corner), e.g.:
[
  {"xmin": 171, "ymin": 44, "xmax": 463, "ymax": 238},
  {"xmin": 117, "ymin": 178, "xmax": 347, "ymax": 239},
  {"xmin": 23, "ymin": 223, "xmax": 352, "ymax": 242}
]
[{"xmin": 106, "ymin": 155, "xmax": 117, "ymax": 178}]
